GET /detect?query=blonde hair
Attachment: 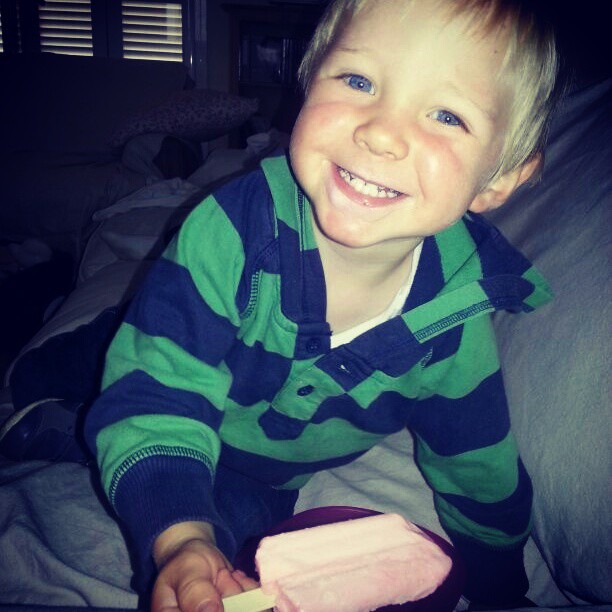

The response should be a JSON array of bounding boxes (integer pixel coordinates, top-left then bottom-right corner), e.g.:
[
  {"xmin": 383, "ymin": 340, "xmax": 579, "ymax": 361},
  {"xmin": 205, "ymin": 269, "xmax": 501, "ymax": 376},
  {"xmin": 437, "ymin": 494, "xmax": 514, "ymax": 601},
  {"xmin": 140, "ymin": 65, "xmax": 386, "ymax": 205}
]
[{"xmin": 298, "ymin": 0, "xmax": 560, "ymax": 184}]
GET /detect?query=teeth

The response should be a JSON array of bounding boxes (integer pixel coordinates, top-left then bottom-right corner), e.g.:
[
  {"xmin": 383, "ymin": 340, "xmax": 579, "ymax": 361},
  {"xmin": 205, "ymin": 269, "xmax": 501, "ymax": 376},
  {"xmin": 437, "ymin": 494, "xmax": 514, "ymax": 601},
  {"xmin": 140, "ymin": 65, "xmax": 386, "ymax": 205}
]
[{"xmin": 338, "ymin": 167, "xmax": 401, "ymax": 198}]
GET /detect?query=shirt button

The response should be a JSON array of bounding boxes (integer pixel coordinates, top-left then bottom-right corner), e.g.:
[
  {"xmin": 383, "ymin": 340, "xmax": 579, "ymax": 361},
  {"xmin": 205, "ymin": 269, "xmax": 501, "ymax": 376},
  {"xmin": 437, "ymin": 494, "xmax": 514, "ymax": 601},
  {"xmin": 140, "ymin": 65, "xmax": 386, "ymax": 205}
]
[
  {"xmin": 306, "ymin": 338, "xmax": 321, "ymax": 353},
  {"xmin": 297, "ymin": 385, "xmax": 314, "ymax": 396}
]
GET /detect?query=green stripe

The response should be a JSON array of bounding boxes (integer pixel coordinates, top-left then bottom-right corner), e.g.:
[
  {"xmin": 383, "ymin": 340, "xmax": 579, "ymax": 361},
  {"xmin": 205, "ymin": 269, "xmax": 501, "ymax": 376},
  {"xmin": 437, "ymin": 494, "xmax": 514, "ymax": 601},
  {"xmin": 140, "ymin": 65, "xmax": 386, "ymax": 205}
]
[
  {"xmin": 415, "ymin": 433, "xmax": 520, "ymax": 501},
  {"xmin": 261, "ymin": 156, "xmax": 295, "ymax": 234},
  {"xmin": 164, "ymin": 196, "xmax": 244, "ymax": 326},
  {"xmin": 96, "ymin": 414, "xmax": 220, "ymax": 500},
  {"xmin": 350, "ymin": 368, "xmax": 422, "ymax": 405},
  {"xmin": 238, "ymin": 270, "xmax": 297, "ymax": 357},
  {"xmin": 425, "ymin": 317, "xmax": 499, "ymax": 399},
  {"xmin": 102, "ymin": 324, "xmax": 232, "ymax": 406},
  {"xmin": 297, "ymin": 195, "xmax": 319, "ymax": 251},
  {"xmin": 435, "ymin": 220, "xmax": 482, "ymax": 287},
  {"xmin": 261, "ymin": 156, "xmax": 319, "ymax": 251},
  {"xmin": 220, "ymin": 400, "xmax": 384, "ymax": 462},
  {"xmin": 523, "ymin": 265, "xmax": 553, "ymax": 309},
  {"xmin": 403, "ymin": 282, "xmax": 490, "ymax": 342}
]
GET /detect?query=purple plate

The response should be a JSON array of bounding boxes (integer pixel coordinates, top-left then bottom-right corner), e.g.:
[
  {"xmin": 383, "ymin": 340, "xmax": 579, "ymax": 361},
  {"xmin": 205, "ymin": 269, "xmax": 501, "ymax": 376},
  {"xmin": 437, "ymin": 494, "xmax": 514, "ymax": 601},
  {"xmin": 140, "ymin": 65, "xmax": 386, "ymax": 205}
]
[{"xmin": 234, "ymin": 506, "xmax": 465, "ymax": 612}]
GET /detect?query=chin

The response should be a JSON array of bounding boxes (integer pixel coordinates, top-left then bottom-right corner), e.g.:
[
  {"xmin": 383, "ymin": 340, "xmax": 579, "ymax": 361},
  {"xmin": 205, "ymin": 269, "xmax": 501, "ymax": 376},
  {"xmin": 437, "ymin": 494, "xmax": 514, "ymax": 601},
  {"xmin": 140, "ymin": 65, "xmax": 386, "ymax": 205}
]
[{"xmin": 315, "ymin": 215, "xmax": 390, "ymax": 250}]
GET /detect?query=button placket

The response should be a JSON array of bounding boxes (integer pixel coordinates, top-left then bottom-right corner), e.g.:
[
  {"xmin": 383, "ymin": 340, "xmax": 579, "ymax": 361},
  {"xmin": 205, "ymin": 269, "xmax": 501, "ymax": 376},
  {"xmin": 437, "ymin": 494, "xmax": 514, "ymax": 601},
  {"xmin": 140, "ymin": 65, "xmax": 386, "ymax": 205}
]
[
  {"xmin": 305, "ymin": 337, "xmax": 321, "ymax": 353},
  {"xmin": 272, "ymin": 362, "xmax": 345, "ymax": 421}
]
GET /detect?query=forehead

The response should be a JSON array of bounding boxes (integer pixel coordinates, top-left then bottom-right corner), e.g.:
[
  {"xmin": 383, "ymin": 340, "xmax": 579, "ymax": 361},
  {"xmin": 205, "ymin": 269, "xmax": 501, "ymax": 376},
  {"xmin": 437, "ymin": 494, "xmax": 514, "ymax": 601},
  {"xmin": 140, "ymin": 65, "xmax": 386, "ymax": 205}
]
[
  {"xmin": 338, "ymin": 0, "xmax": 511, "ymax": 57},
  {"xmin": 331, "ymin": 0, "xmax": 513, "ymax": 104}
]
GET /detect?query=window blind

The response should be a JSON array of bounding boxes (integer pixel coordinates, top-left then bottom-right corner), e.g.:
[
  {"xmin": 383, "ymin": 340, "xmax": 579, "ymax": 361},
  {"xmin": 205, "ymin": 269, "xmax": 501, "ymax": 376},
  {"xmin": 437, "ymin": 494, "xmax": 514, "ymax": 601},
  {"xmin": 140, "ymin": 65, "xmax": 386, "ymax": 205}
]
[
  {"xmin": 121, "ymin": 1, "xmax": 183, "ymax": 62},
  {"xmin": 38, "ymin": 0, "xmax": 93, "ymax": 56}
]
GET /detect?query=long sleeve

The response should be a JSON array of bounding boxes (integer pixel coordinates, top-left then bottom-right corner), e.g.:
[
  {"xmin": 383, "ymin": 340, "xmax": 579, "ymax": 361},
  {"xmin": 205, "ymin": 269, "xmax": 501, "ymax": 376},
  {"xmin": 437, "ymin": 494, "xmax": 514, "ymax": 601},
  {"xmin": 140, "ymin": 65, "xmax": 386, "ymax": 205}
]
[
  {"xmin": 411, "ymin": 315, "xmax": 531, "ymax": 606},
  {"xmin": 84, "ymin": 194, "xmax": 246, "ymax": 587}
]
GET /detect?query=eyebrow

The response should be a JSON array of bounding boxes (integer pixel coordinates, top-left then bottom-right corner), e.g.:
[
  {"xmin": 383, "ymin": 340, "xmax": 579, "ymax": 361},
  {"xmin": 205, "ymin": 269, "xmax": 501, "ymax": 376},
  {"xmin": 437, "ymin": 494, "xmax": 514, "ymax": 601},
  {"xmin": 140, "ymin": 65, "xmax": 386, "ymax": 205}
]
[
  {"xmin": 440, "ymin": 81, "xmax": 498, "ymax": 121},
  {"xmin": 334, "ymin": 44, "xmax": 373, "ymax": 56}
]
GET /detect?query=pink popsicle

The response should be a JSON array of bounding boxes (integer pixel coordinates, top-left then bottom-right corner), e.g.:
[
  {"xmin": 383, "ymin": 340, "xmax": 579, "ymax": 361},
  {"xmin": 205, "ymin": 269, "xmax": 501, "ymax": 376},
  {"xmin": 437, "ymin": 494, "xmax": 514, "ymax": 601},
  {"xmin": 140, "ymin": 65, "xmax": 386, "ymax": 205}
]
[{"xmin": 223, "ymin": 513, "xmax": 452, "ymax": 612}]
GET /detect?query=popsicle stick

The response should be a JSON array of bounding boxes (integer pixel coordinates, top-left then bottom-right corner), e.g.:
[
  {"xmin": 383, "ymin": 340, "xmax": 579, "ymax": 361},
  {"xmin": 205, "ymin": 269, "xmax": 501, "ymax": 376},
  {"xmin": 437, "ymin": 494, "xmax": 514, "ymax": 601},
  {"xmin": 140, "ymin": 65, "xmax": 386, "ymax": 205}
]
[{"xmin": 222, "ymin": 587, "xmax": 275, "ymax": 612}]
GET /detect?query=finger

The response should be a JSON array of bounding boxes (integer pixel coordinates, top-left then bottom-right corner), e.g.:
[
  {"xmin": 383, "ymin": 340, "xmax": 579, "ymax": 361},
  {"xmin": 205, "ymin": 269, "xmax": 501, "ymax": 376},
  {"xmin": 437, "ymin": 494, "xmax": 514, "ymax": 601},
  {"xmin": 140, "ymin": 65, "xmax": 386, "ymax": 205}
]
[
  {"xmin": 176, "ymin": 572, "xmax": 224, "ymax": 612},
  {"xmin": 154, "ymin": 555, "xmax": 223, "ymax": 612},
  {"xmin": 230, "ymin": 569, "xmax": 260, "ymax": 591},
  {"xmin": 214, "ymin": 567, "xmax": 247, "ymax": 598},
  {"xmin": 151, "ymin": 576, "xmax": 180, "ymax": 612}
]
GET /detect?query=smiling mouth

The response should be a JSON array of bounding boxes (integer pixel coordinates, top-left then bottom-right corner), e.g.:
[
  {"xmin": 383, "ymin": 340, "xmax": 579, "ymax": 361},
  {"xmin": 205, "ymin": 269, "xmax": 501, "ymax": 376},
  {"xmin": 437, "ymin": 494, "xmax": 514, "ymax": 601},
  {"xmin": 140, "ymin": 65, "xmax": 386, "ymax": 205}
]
[{"xmin": 337, "ymin": 166, "xmax": 403, "ymax": 199}]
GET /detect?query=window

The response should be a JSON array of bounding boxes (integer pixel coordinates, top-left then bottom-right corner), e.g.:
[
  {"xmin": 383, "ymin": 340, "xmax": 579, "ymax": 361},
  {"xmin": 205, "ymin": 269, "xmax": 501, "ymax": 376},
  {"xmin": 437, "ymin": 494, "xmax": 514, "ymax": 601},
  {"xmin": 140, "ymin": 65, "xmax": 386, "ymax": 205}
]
[
  {"xmin": 0, "ymin": 1, "xmax": 196, "ymax": 66},
  {"xmin": 121, "ymin": 2, "xmax": 183, "ymax": 62},
  {"xmin": 0, "ymin": 1, "xmax": 20, "ymax": 54},
  {"xmin": 38, "ymin": 0, "xmax": 93, "ymax": 56}
]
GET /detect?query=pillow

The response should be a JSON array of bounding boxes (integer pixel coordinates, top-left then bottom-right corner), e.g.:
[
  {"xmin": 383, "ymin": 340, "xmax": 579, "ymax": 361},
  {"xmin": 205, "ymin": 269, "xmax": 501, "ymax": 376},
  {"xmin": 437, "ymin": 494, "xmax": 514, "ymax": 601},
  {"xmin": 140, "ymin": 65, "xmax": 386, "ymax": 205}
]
[{"xmin": 110, "ymin": 89, "xmax": 259, "ymax": 147}]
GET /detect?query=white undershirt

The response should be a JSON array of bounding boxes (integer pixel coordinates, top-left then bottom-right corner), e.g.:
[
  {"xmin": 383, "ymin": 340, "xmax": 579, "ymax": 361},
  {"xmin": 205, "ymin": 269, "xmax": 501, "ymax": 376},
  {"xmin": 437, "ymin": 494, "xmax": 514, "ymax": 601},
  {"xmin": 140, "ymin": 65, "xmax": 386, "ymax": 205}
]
[{"xmin": 330, "ymin": 241, "xmax": 423, "ymax": 348}]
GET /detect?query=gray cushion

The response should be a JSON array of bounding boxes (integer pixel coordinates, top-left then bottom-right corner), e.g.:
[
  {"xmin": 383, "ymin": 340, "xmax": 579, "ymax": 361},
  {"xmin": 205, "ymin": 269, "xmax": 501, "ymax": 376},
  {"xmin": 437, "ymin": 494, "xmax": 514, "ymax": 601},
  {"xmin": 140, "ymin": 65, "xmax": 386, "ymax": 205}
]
[{"xmin": 488, "ymin": 77, "xmax": 612, "ymax": 603}]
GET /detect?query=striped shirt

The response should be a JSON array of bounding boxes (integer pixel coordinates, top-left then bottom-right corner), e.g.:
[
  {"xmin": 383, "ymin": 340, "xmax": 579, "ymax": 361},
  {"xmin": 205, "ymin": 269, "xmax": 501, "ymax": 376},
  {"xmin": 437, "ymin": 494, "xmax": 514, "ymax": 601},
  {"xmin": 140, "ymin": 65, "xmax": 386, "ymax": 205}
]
[{"xmin": 85, "ymin": 154, "xmax": 552, "ymax": 603}]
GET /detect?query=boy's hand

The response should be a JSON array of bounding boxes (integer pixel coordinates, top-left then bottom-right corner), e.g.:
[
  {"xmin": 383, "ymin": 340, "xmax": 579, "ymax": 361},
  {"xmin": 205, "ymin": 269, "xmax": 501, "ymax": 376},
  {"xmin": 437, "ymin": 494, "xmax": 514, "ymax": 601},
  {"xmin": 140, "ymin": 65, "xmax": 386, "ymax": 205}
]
[{"xmin": 151, "ymin": 522, "xmax": 259, "ymax": 612}]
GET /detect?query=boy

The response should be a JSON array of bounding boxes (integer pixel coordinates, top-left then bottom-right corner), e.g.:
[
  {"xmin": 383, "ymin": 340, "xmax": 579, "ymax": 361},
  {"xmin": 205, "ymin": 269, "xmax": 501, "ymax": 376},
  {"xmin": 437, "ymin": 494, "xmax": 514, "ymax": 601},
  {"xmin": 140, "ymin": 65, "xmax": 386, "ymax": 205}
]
[{"xmin": 84, "ymin": 0, "xmax": 560, "ymax": 610}]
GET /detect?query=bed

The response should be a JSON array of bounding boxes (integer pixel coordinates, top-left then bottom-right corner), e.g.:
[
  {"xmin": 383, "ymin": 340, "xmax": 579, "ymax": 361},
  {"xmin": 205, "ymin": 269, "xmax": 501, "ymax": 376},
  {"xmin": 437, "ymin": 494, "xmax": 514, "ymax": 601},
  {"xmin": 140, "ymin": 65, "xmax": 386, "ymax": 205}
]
[{"xmin": 0, "ymin": 72, "xmax": 610, "ymax": 611}]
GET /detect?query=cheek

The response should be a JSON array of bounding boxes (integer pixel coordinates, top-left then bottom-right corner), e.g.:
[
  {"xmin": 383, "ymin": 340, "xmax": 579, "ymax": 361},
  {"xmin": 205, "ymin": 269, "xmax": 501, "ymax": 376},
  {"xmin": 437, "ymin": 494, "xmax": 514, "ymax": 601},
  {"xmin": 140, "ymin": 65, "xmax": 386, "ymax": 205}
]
[
  {"xmin": 292, "ymin": 100, "xmax": 355, "ymax": 149},
  {"xmin": 290, "ymin": 102, "xmax": 354, "ymax": 181},
  {"xmin": 416, "ymin": 134, "xmax": 465, "ymax": 192}
]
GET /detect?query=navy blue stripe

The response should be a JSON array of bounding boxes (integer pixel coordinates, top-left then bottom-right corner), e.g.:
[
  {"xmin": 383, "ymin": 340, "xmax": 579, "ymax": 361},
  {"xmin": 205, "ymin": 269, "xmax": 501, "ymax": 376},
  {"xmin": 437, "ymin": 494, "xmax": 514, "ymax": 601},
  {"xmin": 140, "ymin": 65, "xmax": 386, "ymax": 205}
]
[
  {"xmin": 276, "ymin": 219, "xmax": 302, "ymax": 323},
  {"xmin": 112, "ymin": 455, "xmax": 221, "ymax": 594},
  {"xmin": 207, "ymin": 168, "xmax": 278, "ymax": 314},
  {"xmin": 226, "ymin": 339, "xmax": 291, "ymax": 405},
  {"xmin": 465, "ymin": 213, "xmax": 530, "ymax": 278},
  {"xmin": 350, "ymin": 317, "xmax": 427, "ymax": 376},
  {"xmin": 404, "ymin": 235, "xmax": 445, "ymax": 310},
  {"xmin": 219, "ymin": 444, "xmax": 368, "ymax": 487},
  {"xmin": 277, "ymin": 217, "xmax": 328, "ymax": 331},
  {"xmin": 448, "ymin": 531, "xmax": 529, "ymax": 604},
  {"xmin": 411, "ymin": 370, "xmax": 510, "ymax": 456},
  {"xmin": 478, "ymin": 275, "xmax": 536, "ymax": 313},
  {"xmin": 422, "ymin": 325, "xmax": 463, "ymax": 368},
  {"xmin": 438, "ymin": 458, "xmax": 532, "ymax": 536},
  {"xmin": 126, "ymin": 257, "xmax": 238, "ymax": 366},
  {"xmin": 294, "ymin": 321, "xmax": 331, "ymax": 359},
  {"xmin": 300, "ymin": 248, "xmax": 328, "ymax": 323},
  {"xmin": 84, "ymin": 369, "xmax": 224, "ymax": 451},
  {"xmin": 315, "ymin": 345, "xmax": 375, "ymax": 391},
  {"xmin": 258, "ymin": 408, "xmax": 309, "ymax": 440},
  {"xmin": 212, "ymin": 167, "xmax": 276, "ymax": 256},
  {"xmin": 312, "ymin": 391, "xmax": 413, "ymax": 435}
]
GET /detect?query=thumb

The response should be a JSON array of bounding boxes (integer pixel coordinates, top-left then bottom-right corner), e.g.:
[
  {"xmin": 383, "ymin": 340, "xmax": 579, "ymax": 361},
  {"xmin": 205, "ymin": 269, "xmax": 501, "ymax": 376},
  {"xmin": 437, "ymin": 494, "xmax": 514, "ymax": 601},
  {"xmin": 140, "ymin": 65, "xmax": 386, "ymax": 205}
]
[{"xmin": 152, "ymin": 564, "xmax": 224, "ymax": 612}]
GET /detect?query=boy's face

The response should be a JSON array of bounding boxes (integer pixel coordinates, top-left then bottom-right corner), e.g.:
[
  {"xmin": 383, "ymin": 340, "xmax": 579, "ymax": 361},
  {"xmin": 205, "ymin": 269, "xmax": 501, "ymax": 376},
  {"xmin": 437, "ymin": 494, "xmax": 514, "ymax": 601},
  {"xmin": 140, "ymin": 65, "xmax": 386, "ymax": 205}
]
[{"xmin": 290, "ymin": 0, "xmax": 518, "ymax": 251}]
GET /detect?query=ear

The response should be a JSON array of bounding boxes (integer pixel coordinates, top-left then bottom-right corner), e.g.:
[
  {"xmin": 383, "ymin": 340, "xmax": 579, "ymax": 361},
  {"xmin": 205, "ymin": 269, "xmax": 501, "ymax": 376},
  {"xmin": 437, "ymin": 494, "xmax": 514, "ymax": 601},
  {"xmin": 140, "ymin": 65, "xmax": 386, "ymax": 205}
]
[{"xmin": 469, "ymin": 154, "xmax": 541, "ymax": 213}]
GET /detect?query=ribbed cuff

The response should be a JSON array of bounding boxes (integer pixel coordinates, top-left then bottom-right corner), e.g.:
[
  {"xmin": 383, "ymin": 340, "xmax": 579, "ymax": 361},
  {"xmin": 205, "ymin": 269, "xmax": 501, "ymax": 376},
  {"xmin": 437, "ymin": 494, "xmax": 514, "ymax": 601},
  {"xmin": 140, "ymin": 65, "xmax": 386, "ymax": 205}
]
[
  {"xmin": 112, "ymin": 454, "xmax": 235, "ymax": 595},
  {"xmin": 449, "ymin": 532, "xmax": 529, "ymax": 607}
]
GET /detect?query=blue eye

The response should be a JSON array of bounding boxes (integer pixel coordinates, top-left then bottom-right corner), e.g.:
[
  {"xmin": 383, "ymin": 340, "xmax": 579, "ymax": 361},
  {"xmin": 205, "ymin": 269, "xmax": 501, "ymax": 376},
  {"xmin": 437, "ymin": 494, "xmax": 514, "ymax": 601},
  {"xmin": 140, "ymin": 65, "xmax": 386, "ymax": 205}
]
[
  {"xmin": 432, "ymin": 109, "xmax": 464, "ymax": 128},
  {"xmin": 343, "ymin": 74, "xmax": 374, "ymax": 94}
]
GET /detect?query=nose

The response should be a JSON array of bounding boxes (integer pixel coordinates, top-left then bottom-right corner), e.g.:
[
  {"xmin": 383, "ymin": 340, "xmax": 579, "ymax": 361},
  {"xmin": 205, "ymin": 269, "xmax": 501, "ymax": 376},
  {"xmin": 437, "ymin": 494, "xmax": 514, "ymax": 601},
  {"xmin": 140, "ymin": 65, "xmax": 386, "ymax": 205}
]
[{"xmin": 353, "ymin": 111, "xmax": 410, "ymax": 160}]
